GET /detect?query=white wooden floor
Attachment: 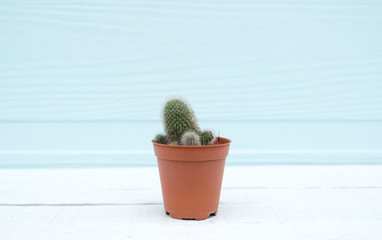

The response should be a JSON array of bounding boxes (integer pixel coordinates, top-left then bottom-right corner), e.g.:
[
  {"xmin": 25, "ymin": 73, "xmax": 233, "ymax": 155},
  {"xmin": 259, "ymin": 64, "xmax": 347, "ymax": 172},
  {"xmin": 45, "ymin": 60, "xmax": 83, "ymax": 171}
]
[{"xmin": 0, "ymin": 166, "xmax": 381, "ymax": 240}]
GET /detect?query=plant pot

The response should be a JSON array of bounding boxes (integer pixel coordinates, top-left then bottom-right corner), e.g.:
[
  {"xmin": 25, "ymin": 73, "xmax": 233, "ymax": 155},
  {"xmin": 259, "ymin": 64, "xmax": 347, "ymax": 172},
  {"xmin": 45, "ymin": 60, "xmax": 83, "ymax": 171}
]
[{"xmin": 152, "ymin": 137, "xmax": 231, "ymax": 220}]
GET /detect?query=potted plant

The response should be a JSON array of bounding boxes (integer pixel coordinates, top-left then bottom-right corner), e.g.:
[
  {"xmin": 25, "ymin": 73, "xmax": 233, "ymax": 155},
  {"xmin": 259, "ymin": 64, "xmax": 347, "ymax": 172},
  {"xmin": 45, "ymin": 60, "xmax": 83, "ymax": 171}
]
[{"xmin": 152, "ymin": 97, "xmax": 231, "ymax": 220}]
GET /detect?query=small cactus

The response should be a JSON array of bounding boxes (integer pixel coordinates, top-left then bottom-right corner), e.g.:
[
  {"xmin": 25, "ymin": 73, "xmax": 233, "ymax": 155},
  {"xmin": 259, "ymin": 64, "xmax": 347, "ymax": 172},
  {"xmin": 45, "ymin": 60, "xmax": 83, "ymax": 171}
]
[
  {"xmin": 168, "ymin": 141, "xmax": 179, "ymax": 146},
  {"xmin": 154, "ymin": 134, "xmax": 168, "ymax": 145},
  {"xmin": 154, "ymin": 97, "xmax": 216, "ymax": 146},
  {"xmin": 181, "ymin": 131, "xmax": 201, "ymax": 146},
  {"xmin": 200, "ymin": 130, "xmax": 214, "ymax": 145}
]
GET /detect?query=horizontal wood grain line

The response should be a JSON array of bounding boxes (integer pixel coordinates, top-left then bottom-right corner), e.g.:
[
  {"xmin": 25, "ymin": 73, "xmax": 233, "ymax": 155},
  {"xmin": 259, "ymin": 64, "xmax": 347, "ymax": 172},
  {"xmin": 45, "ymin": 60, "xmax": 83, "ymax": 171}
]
[
  {"xmin": 2, "ymin": 1, "xmax": 379, "ymax": 9},
  {"xmin": 1, "ymin": 149, "xmax": 382, "ymax": 154},
  {"xmin": 2, "ymin": 64, "xmax": 381, "ymax": 80},
  {"xmin": 2, "ymin": 81, "xmax": 382, "ymax": 94},
  {"xmin": 0, "ymin": 202, "xmax": 262, "ymax": 207},
  {"xmin": 223, "ymin": 186, "xmax": 382, "ymax": 189},
  {"xmin": 0, "ymin": 15, "xmax": 373, "ymax": 26},
  {"xmin": 1, "ymin": 151, "xmax": 381, "ymax": 167},
  {"xmin": 3, "ymin": 4, "xmax": 379, "ymax": 19},
  {"xmin": 1, "ymin": 57, "xmax": 381, "ymax": 75},
  {"xmin": 0, "ymin": 203, "xmax": 162, "ymax": 207},
  {"xmin": 1, "ymin": 119, "xmax": 381, "ymax": 123}
]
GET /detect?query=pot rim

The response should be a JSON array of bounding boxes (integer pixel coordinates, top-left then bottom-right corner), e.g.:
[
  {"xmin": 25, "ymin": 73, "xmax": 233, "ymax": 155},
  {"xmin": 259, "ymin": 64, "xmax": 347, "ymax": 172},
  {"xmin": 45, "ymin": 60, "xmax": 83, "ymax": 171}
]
[{"xmin": 152, "ymin": 137, "xmax": 231, "ymax": 149}]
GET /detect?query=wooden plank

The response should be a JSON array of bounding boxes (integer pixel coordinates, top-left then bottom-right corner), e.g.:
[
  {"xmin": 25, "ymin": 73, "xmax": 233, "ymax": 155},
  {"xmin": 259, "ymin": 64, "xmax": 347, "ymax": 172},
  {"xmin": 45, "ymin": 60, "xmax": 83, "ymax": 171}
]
[
  {"xmin": 0, "ymin": 0, "xmax": 381, "ymax": 121},
  {"xmin": 0, "ymin": 166, "xmax": 381, "ymax": 239},
  {"xmin": 1, "ymin": 121, "xmax": 382, "ymax": 166}
]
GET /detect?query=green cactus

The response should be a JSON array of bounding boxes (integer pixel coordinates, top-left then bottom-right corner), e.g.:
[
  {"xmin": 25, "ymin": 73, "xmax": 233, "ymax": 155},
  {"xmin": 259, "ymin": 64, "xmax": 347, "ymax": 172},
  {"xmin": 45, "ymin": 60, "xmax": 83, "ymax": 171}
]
[
  {"xmin": 200, "ymin": 130, "xmax": 214, "ymax": 145},
  {"xmin": 154, "ymin": 134, "xmax": 168, "ymax": 145},
  {"xmin": 181, "ymin": 131, "xmax": 201, "ymax": 146},
  {"xmin": 162, "ymin": 98, "xmax": 199, "ymax": 143},
  {"xmin": 168, "ymin": 140, "xmax": 179, "ymax": 146},
  {"xmin": 154, "ymin": 97, "xmax": 216, "ymax": 146}
]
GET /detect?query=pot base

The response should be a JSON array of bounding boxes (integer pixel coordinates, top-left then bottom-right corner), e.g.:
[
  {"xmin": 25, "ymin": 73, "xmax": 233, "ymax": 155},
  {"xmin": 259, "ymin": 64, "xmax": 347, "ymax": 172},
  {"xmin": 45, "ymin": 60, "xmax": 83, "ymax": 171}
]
[{"xmin": 166, "ymin": 210, "xmax": 217, "ymax": 220}]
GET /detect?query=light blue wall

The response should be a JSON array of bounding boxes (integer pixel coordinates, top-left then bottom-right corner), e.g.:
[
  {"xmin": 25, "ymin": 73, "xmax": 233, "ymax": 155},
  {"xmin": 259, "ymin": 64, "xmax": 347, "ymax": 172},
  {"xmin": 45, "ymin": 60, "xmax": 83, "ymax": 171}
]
[{"xmin": 1, "ymin": 0, "xmax": 382, "ymax": 167}]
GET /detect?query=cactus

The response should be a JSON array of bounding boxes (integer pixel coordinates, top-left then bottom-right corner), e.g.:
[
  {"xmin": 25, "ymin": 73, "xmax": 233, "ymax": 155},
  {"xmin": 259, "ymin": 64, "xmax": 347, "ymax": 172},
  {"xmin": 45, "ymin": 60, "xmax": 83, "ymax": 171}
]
[
  {"xmin": 154, "ymin": 97, "xmax": 216, "ymax": 146},
  {"xmin": 181, "ymin": 131, "xmax": 201, "ymax": 146},
  {"xmin": 169, "ymin": 141, "xmax": 179, "ymax": 146},
  {"xmin": 162, "ymin": 98, "xmax": 199, "ymax": 143},
  {"xmin": 154, "ymin": 134, "xmax": 168, "ymax": 145},
  {"xmin": 200, "ymin": 130, "xmax": 214, "ymax": 145}
]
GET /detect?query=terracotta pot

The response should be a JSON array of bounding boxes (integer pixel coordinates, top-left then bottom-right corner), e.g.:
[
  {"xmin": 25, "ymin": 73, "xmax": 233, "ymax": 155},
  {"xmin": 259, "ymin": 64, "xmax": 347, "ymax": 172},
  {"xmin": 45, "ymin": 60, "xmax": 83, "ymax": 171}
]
[{"xmin": 152, "ymin": 137, "xmax": 231, "ymax": 220}]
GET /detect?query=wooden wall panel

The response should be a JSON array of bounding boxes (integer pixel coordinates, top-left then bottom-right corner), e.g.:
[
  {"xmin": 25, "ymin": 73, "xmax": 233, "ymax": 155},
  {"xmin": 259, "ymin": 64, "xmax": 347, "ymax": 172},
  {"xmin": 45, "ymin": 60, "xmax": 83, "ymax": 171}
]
[{"xmin": 0, "ymin": 0, "xmax": 381, "ymax": 165}]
